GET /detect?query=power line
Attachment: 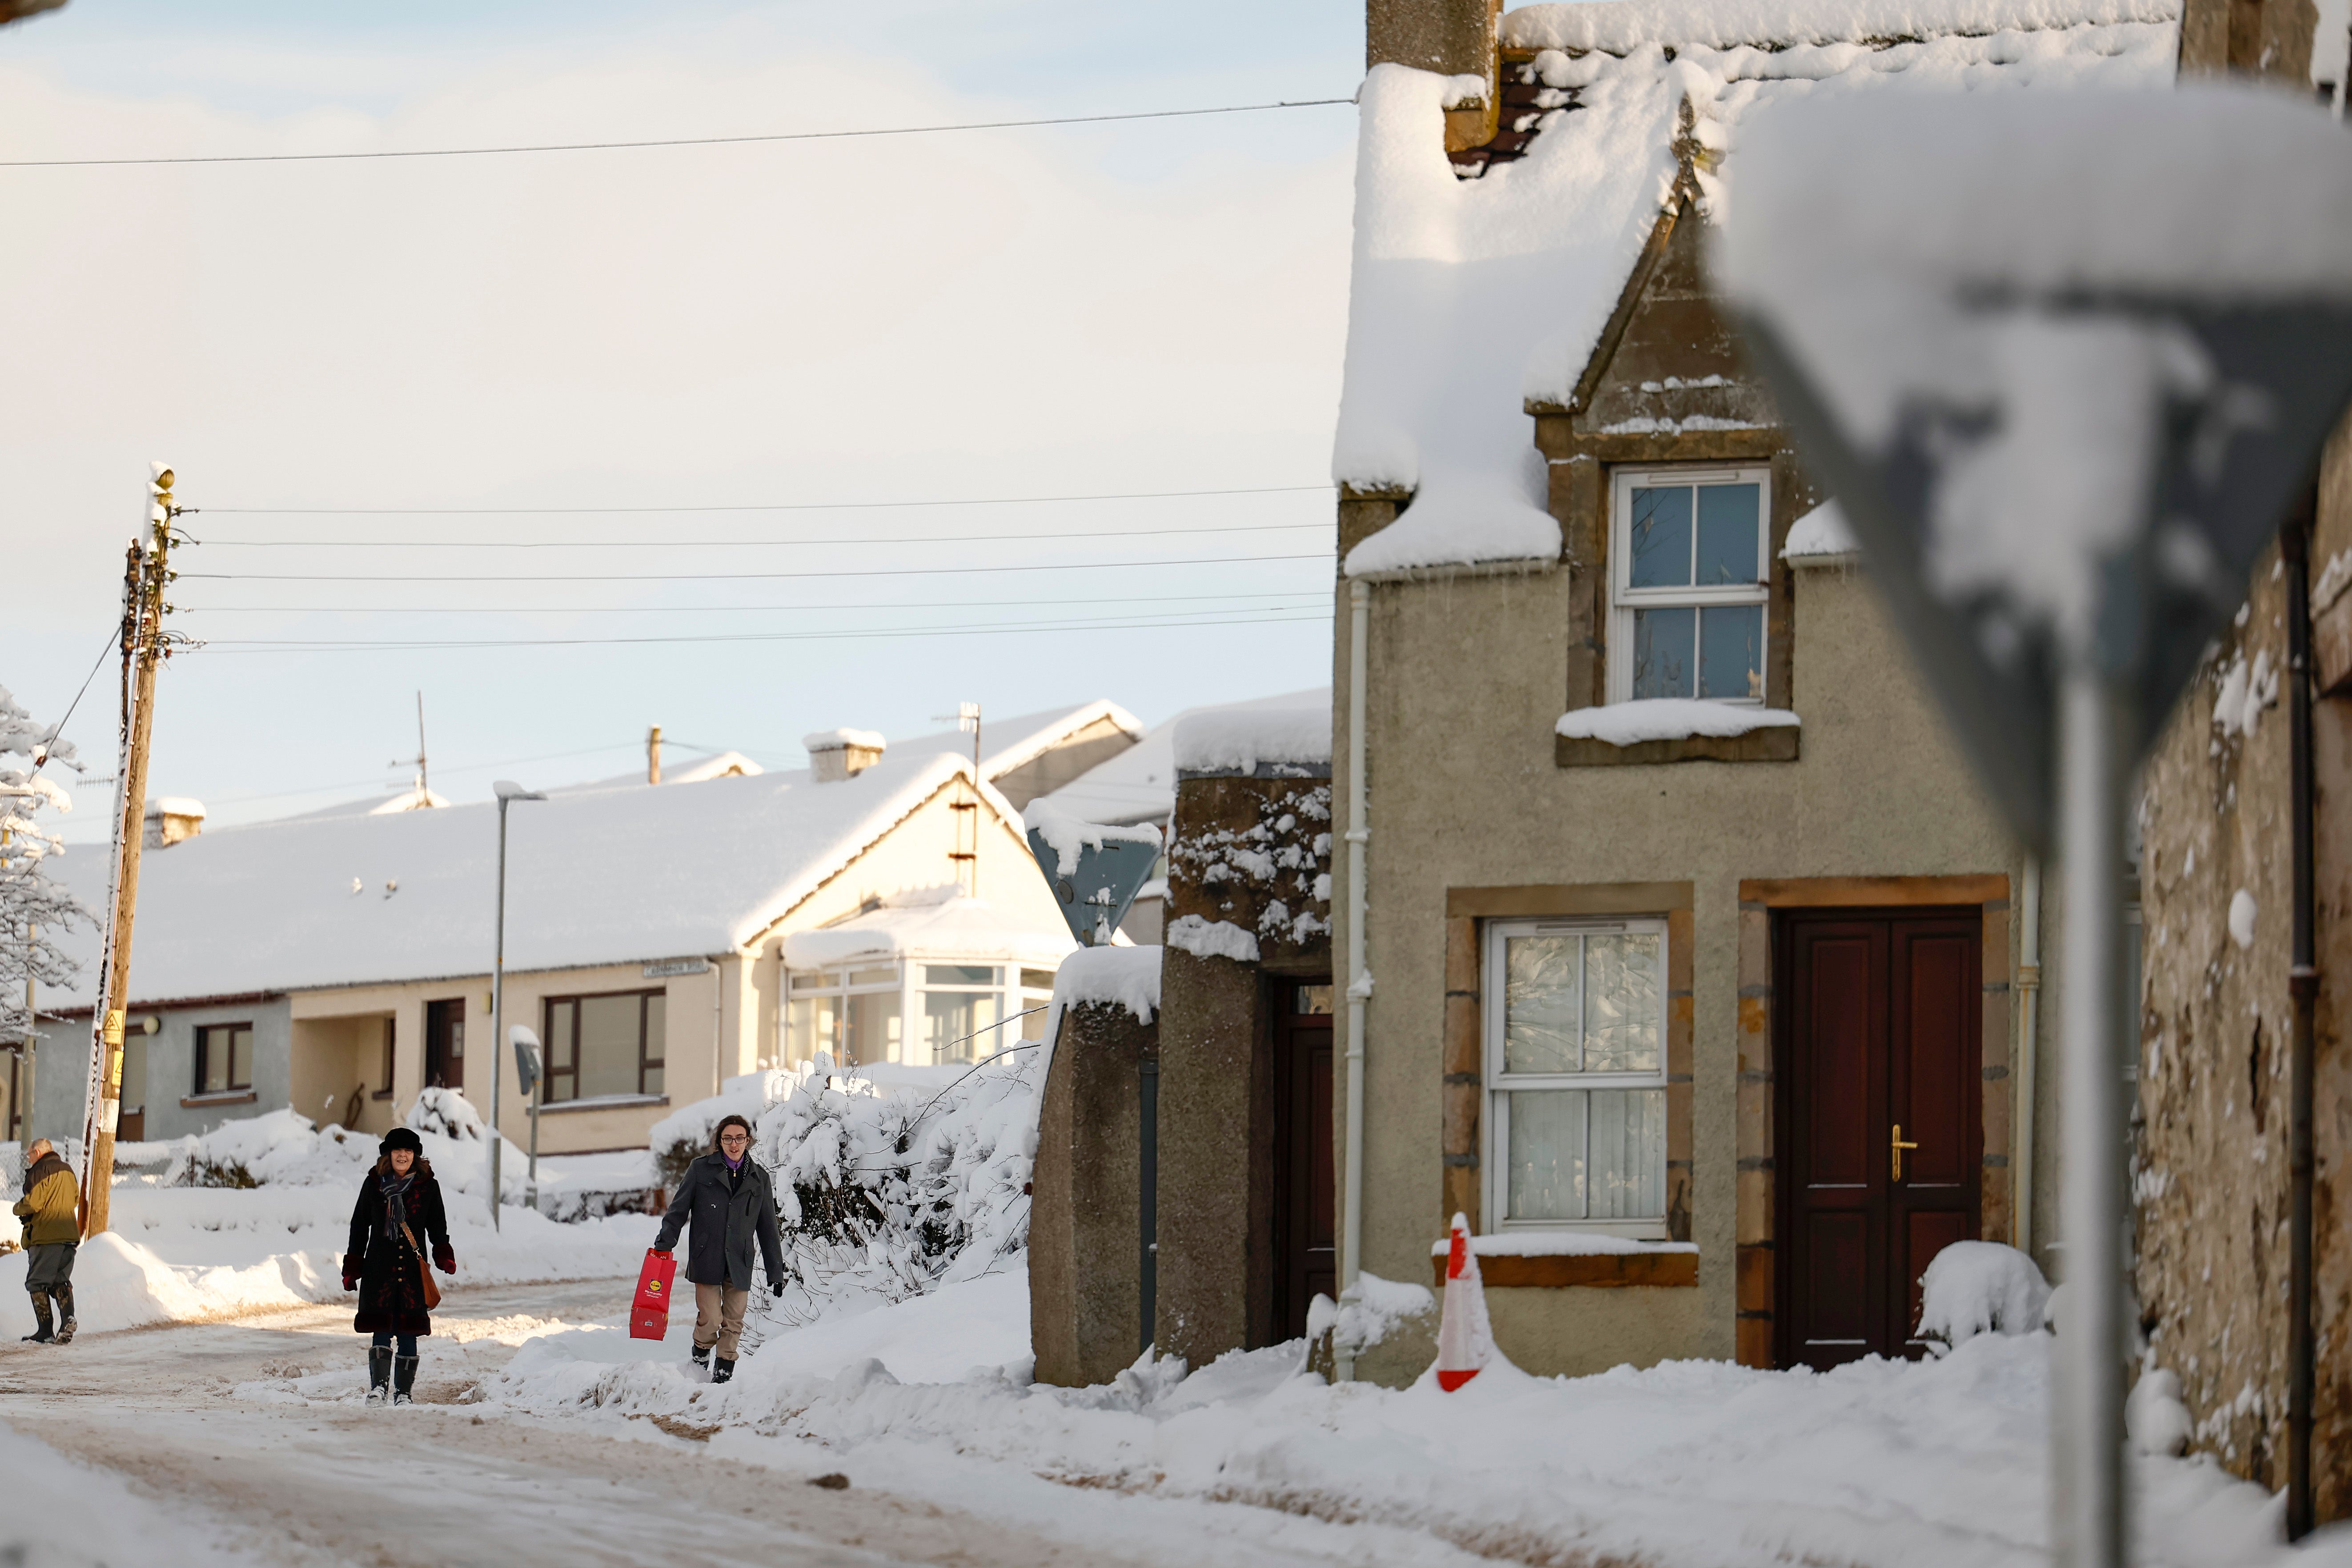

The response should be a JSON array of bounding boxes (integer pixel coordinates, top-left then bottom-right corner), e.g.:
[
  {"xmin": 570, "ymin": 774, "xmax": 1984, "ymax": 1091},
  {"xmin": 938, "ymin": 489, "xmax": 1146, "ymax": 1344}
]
[
  {"xmin": 183, "ymin": 549, "xmax": 1329, "ymax": 585},
  {"xmin": 177, "ymin": 588, "xmax": 1316, "ymax": 614},
  {"xmin": 0, "ymin": 98, "xmax": 1355, "ymax": 169},
  {"xmin": 200, "ymin": 520, "xmax": 1331, "ymax": 550},
  {"xmin": 191, "ymin": 482, "xmax": 1332, "ymax": 517},
  {"xmin": 203, "ymin": 606, "xmax": 1327, "ymax": 653}
]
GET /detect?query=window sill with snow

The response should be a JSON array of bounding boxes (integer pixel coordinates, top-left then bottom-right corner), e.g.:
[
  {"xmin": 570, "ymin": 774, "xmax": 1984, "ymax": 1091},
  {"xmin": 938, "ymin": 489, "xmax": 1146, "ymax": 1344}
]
[
  {"xmin": 533, "ymin": 1092, "xmax": 669, "ymax": 1116},
  {"xmin": 180, "ymin": 1089, "xmax": 257, "ymax": 1108},
  {"xmin": 1431, "ymin": 1232, "xmax": 1698, "ymax": 1290},
  {"xmin": 1555, "ymin": 699, "xmax": 1800, "ymax": 767}
]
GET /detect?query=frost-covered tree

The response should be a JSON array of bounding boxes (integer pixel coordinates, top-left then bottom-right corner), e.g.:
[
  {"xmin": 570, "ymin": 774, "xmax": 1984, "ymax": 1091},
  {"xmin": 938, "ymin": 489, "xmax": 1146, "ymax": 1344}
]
[{"xmin": 0, "ymin": 685, "xmax": 89, "ymax": 1037}]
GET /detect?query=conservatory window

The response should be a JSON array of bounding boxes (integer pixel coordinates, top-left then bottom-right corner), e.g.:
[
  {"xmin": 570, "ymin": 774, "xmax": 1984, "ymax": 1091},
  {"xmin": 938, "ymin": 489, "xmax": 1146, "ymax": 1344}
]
[
  {"xmin": 1484, "ymin": 918, "xmax": 1669, "ymax": 1237},
  {"xmin": 922, "ymin": 964, "xmax": 1003, "ymax": 1064},
  {"xmin": 786, "ymin": 963, "xmax": 901, "ymax": 1067},
  {"xmin": 1609, "ymin": 467, "xmax": 1771, "ymax": 706},
  {"xmin": 1018, "ymin": 967, "xmax": 1057, "ymax": 1041}
]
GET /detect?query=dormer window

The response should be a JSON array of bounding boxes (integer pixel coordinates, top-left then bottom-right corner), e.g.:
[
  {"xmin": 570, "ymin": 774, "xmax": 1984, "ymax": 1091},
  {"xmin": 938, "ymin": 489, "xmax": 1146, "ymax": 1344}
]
[{"xmin": 1609, "ymin": 466, "xmax": 1771, "ymax": 705}]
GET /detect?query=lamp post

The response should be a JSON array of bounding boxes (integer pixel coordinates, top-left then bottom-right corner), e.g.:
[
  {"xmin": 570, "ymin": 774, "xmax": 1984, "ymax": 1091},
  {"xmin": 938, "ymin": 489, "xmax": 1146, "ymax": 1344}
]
[{"xmin": 488, "ymin": 780, "xmax": 546, "ymax": 1229}]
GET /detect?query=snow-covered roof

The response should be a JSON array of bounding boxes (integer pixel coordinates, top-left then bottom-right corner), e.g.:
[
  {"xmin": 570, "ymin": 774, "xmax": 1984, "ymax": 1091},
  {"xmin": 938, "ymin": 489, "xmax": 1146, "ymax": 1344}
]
[
  {"xmin": 1334, "ymin": 0, "xmax": 2178, "ymax": 577},
  {"xmin": 45, "ymin": 748, "xmax": 1003, "ymax": 1009},
  {"xmin": 780, "ymin": 886, "xmax": 1076, "ymax": 971},
  {"xmin": 1030, "ymin": 688, "xmax": 1329, "ymax": 826}
]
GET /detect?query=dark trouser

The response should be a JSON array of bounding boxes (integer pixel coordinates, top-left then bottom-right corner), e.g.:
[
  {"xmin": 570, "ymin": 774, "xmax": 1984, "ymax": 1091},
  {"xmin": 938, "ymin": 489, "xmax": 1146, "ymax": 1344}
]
[
  {"xmin": 24, "ymin": 1242, "xmax": 75, "ymax": 1294},
  {"xmin": 370, "ymin": 1331, "xmax": 418, "ymax": 1356}
]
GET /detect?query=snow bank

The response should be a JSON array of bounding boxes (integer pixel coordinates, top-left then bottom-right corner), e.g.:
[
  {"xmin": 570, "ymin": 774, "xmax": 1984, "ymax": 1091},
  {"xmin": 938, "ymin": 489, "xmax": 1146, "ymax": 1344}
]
[
  {"xmin": 483, "ymin": 1283, "xmax": 2288, "ymax": 1568},
  {"xmin": 2129, "ymin": 1363, "xmax": 2195, "ymax": 1456},
  {"xmin": 1782, "ymin": 498, "xmax": 1860, "ymax": 561},
  {"xmin": 1169, "ymin": 707, "xmax": 1333, "ymax": 774},
  {"xmin": 0, "ymin": 1416, "xmax": 257, "ymax": 1566},
  {"xmin": 1917, "ymin": 1240, "xmax": 2051, "ymax": 1347},
  {"xmin": 0, "ymin": 1178, "xmax": 657, "ymax": 1339},
  {"xmin": 1165, "ymin": 914, "xmax": 1261, "ymax": 963},
  {"xmin": 1556, "ymin": 699, "xmax": 1801, "ymax": 746}
]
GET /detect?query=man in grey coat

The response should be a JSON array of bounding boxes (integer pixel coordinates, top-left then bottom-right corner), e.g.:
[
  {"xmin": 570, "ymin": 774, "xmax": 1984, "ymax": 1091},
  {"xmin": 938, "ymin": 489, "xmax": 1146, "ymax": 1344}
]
[{"xmin": 652, "ymin": 1114, "xmax": 784, "ymax": 1384}]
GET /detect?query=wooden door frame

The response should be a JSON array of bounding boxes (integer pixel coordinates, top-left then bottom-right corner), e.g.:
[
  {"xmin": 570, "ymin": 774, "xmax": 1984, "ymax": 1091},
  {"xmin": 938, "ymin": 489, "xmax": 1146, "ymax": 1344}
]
[
  {"xmin": 1735, "ymin": 875, "xmax": 2013, "ymax": 1369},
  {"xmin": 1268, "ymin": 972, "xmax": 1335, "ymax": 1343}
]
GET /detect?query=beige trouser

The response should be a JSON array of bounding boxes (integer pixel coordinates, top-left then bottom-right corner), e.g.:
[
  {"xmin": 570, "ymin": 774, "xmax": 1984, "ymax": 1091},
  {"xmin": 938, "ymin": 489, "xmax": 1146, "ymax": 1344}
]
[{"xmin": 693, "ymin": 1281, "xmax": 750, "ymax": 1360}]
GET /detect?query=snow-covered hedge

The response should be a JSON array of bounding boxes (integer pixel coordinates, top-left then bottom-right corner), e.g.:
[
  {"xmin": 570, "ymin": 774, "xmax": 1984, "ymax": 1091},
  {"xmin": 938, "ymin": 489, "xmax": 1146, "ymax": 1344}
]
[
  {"xmin": 701, "ymin": 1051, "xmax": 1040, "ymax": 1327},
  {"xmin": 1916, "ymin": 1240, "xmax": 2051, "ymax": 1349},
  {"xmin": 648, "ymin": 1069, "xmax": 792, "ymax": 1192}
]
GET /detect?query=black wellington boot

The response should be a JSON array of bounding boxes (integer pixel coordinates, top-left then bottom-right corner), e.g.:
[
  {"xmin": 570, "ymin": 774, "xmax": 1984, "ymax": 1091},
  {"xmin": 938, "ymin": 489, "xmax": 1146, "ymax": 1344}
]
[
  {"xmin": 711, "ymin": 1357, "xmax": 735, "ymax": 1385},
  {"xmin": 367, "ymin": 1347, "xmax": 393, "ymax": 1406},
  {"xmin": 393, "ymin": 1355, "xmax": 419, "ymax": 1407},
  {"xmin": 20, "ymin": 1291, "xmax": 52, "ymax": 1343},
  {"xmin": 49, "ymin": 1285, "xmax": 74, "ymax": 1345},
  {"xmin": 691, "ymin": 1342, "xmax": 711, "ymax": 1371}
]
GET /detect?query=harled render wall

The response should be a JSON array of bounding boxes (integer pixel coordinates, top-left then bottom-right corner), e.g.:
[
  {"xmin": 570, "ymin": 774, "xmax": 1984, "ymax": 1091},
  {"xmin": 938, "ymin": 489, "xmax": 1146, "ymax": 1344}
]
[
  {"xmin": 1330, "ymin": 201, "xmax": 2042, "ymax": 1385},
  {"xmin": 2135, "ymin": 414, "xmax": 2352, "ymax": 1517}
]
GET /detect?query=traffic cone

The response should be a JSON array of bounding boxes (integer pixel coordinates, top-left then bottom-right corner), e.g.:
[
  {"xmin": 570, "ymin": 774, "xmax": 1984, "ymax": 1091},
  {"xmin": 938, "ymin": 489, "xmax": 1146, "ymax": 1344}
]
[{"xmin": 1434, "ymin": 1211, "xmax": 1494, "ymax": 1391}]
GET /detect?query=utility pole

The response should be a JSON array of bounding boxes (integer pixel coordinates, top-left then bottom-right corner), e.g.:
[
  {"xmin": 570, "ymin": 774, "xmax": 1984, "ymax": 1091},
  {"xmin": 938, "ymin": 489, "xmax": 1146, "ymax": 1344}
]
[
  {"xmin": 80, "ymin": 462, "xmax": 181, "ymax": 1234},
  {"xmin": 647, "ymin": 725, "xmax": 661, "ymax": 786},
  {"xmin": 390, "ymin": 692, "xmax": 429, "ymax": 804}
]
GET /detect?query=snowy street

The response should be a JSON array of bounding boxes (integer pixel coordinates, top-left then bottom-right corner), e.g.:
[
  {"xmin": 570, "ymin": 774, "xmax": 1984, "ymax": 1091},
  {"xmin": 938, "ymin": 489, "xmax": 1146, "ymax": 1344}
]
[{"xmin": 0, "ymin": 1277, "xmax": 1158, "ymax": 1568}]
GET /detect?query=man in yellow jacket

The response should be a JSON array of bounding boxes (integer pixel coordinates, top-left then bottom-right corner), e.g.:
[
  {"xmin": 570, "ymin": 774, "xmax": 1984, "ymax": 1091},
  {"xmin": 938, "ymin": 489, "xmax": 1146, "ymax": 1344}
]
[{"xmin": 14, "ymin": 1139, "xmax": 79, "ymax": 1344}]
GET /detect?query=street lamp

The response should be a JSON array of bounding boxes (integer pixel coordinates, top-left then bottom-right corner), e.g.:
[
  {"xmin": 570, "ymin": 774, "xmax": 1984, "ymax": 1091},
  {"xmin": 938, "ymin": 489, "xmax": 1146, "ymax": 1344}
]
[{"xmin": 488, "ymin": 779, "xmax": 546, "ymax": 1228}]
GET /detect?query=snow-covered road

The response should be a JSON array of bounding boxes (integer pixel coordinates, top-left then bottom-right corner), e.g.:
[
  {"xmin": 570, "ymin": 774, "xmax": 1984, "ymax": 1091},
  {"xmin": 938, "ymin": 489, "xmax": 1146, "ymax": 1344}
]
[{"xmin": 0, "ymin": 1277, "xmax": 1160, "ymax": 1568}]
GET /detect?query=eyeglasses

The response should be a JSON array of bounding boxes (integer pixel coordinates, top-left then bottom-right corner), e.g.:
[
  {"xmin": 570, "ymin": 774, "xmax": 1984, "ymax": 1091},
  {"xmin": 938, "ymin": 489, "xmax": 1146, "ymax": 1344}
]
[{"xmin": 718, "ymin": 1131, "xmax": 750, "ymax": 1145}]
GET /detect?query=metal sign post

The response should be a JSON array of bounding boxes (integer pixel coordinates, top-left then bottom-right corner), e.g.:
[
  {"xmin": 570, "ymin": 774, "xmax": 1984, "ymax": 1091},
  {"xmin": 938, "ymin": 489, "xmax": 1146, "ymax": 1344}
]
[{"xmin": 1718, "ymin": 85, "xmax": 2352, "ymax": 1568}]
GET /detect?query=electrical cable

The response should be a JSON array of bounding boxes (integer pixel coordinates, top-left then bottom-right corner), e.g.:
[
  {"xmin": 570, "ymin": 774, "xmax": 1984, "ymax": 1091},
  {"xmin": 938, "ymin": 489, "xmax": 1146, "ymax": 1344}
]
[
  {"xmin": 203, "ymin": 606, "xmax": 1326, "ymax": 653},
  {"xmin": 191, "ymin": 482, "xmax": 1331, "ymax": 518},
  {"xmin": 183, "ymin": 549, "xmax": 1327, "ymax": 584},
  {"xmin": 0, "ymin": 98, "xmax": 1355, "ymax": 169},
  {"xmin": 201, "ymin": 520, "xmax": 1331, "ymax": 549},
  {"xmin": 178, "ymin": 588, "xmax": 1314, "ymax": 615}
]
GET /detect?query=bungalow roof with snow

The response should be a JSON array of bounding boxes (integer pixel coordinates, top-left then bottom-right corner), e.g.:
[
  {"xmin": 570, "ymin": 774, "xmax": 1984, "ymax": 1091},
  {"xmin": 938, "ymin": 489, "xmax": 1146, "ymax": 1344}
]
[
  {"xmin": 31, "ymin": 702, "xmax": 1134, "ymax": 1155},
  {"xmin": 1304, "ymin": 0, "xmax": 2181, "ymax": 1384}
]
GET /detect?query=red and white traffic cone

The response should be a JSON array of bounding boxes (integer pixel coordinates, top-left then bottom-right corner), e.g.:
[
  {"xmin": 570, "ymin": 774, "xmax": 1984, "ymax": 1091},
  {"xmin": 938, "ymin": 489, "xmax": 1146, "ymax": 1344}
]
[{"xmin": 1434, "ymin": 1211, "xmax": 1494, "ymax": 1391}]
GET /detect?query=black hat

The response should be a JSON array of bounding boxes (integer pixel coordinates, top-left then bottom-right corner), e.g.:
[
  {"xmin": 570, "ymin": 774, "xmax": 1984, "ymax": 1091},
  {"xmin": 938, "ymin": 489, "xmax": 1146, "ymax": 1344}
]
[{"xmin": 380, "ymin": 1127, "xmax": 424, "ymax": 1156}]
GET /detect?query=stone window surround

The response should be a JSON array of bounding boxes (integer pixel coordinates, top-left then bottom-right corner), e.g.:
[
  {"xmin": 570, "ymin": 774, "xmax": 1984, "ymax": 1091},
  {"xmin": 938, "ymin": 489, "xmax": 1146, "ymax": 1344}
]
[
  {"xmin": 1543, "ymin": 429, "xmax": 1811, "ymax": 769},
  {"xmin": 1734, "ymin": 874, "xmax": 2015, "ymax": 1370},
  {"xmin": 1442, "ymin": 883, "xmax": 1696, "ymax": 1289}
]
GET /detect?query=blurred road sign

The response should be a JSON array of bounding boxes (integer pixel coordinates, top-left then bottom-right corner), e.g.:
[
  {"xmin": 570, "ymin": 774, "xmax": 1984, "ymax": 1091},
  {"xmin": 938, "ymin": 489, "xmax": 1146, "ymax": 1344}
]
[{"xmin": 1026, "ymin": 822, "xmax": 1159, "ymax": 947}]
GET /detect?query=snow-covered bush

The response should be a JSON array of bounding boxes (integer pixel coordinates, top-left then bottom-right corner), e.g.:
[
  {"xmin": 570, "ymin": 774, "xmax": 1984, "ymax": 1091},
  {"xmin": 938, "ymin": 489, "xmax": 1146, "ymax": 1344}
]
[
  {"xmin": 0, "ymin": 686, "xmax": 89, "ymax": 1038},
  {"xmin": 1916, "ymin": 1240, "xmax": 2051, "ymax": 1350},
  {"xmin": 648, "ymin": 1070, "xmax": 791, "ymax": 1193},
  {"xmin": 173, "ymin": 1108, "xmax": 371, "ymax": 1188},
  {"xmin": 747, "ymin": 1050, "xmax": 1039, "ymax": 1327}
]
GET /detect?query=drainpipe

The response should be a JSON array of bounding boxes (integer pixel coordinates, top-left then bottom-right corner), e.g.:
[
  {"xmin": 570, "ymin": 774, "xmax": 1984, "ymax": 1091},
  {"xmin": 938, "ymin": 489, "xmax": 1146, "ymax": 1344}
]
[
  {"xmin": 2284, "ymin": 514, "xmax": 2318, "ymax": 1542},
  {"xmin": 2016, "ymin": 855, "xmax": 2043, "ymax": 1260},
  {"xmin": 1337, "ymin": 577, "xmax": 1372, "ymax": 1382},
  {"xmin": 712, "ymin": 955, "xmax": 726, "ymax": 1099}
]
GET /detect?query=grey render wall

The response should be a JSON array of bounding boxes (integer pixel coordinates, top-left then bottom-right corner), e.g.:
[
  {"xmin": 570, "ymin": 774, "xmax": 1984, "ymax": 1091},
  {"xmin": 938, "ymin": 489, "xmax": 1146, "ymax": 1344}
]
[
  {"xmin": 1329, "ymin": 557, "xmax": 2047, "ymax": 1380},
  {"xmin": 26, "ymin": 998, "xmax": 290, "ymax": 1147}
]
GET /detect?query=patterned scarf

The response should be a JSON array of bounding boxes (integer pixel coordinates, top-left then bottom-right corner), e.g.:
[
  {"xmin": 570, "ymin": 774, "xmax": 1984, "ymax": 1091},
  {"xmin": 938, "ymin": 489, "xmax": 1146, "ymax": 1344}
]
[{"xmin": 379, "ymin": 1167, "xmax": 417, "ymax": 1241}]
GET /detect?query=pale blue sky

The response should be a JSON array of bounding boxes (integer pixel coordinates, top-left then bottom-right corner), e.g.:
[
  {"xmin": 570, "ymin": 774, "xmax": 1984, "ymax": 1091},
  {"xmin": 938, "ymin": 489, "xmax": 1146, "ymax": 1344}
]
[{"xmin": 0, "ymin": 0, "xmax": 1367, "ymax": 836}]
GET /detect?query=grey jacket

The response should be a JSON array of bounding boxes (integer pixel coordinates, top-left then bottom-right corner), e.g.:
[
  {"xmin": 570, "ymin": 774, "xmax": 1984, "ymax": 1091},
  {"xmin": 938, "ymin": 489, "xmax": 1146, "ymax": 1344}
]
[{"xmin": 655, "ymin": 1151, "xmax": 785, "ymax": 1291}]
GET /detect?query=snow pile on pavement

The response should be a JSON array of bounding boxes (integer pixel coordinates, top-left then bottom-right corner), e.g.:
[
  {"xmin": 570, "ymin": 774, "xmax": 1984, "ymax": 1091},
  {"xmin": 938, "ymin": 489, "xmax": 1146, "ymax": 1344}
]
[
  {"xmin": 481, "ymin": 1276, "xmax": 2291, "ymax": 1568},
  {"xmin": 0, "ymin": 1147, "xmax": 658, "ymax": 1339},
  {"xmin": 1917, "ymin": 1240, "xmax": 2052, "ymax": 1347},
  {"xmin": 0, "ymin": 1415, "xmax": 257, "ymax": 1566}
]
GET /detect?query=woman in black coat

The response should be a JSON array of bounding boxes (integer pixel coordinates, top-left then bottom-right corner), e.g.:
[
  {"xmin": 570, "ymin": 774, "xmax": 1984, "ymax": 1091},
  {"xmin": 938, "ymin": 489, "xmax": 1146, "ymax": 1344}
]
[{"xmin": 344, "ymin": 1127, "xmax": 454, "ymax": 1407}]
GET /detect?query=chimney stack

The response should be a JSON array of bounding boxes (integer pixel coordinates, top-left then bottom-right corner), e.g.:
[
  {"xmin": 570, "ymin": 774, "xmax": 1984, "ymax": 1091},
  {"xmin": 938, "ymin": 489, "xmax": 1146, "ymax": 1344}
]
[
  {"xmin": 144, "ymin": 797, "xmax": 205, "ymax": 848},
  {"xmin": 804, "ymin": 729, "xmax": 885, "ymax": 783},
  {"xmin": 1367, "ymin": 0, "xmax": 1502, "ymax": 151},
  {"xmin": 648, "ymin": 724, "xmax": 662, "ymax": 786}
]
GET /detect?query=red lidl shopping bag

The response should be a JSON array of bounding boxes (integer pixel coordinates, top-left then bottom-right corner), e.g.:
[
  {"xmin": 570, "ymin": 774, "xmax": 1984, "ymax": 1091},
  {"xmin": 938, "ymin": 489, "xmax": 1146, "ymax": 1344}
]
[{"xmin": 630, "ymin": 1249, "xmax": 677, "ymax": 1340}]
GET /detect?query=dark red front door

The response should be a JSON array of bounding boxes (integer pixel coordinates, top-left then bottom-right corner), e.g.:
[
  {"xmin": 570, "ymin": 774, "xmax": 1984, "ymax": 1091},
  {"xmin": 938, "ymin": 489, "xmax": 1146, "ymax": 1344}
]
[
  {"xmin": 1781, "ymin": 910, "xmax": 1981, "ymax": 1368},
  {"xmin": 1272, "ymin": 978, "xmax": 1336, "ymax": 1341},
  {"xmin": 425, "ymin": 999, "xmax": 466, "ymax": 1090}
]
